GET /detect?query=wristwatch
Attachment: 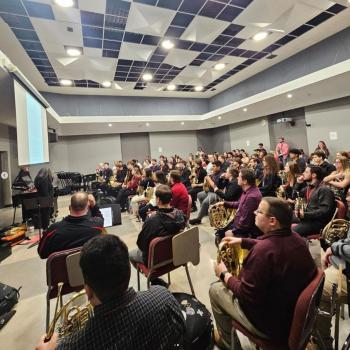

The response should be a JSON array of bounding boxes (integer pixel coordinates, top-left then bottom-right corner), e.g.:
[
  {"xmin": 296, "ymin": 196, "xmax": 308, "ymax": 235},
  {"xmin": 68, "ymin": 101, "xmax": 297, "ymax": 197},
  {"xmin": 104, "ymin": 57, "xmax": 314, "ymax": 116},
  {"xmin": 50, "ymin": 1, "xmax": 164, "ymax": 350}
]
[{"xmin": 220, "ymin": 271, "xmax": 229, "ymax": 283}]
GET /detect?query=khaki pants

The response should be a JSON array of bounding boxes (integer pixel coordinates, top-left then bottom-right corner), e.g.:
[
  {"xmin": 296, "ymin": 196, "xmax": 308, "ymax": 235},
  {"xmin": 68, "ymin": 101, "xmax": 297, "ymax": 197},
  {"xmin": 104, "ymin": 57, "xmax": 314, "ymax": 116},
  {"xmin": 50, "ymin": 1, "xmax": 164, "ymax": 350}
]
[
  {"xmin": 209, "ymin": 281, "xmax": 268, "ymax": 350},
  {"xmin": 316, "ymin": 265, "xmax": 347, "ymax": 344}
]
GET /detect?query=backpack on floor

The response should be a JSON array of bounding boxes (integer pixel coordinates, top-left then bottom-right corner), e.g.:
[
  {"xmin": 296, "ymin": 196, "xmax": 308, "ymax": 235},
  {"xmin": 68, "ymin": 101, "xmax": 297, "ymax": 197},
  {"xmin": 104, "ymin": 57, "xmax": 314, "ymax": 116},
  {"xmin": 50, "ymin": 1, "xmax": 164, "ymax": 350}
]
[{"xmin": 172, "ymin": 292, "xmax": 214, "ymax": 350}]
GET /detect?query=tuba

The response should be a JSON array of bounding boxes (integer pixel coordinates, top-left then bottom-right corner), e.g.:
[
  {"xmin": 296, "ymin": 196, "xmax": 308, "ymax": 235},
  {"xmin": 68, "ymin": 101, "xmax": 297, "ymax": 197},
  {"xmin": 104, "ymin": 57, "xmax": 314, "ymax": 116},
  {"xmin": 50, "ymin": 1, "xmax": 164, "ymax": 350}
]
[
  {"xmin": 45, "ymin": 283, "xmax": 93, "ymax": 342},
  {"xmin": 209, "ymin": 202, "xmax": 236, "ymax": 229},
  {"xmin": 217, "ymin": 242, "xmax": 244, "ymax": 276}
]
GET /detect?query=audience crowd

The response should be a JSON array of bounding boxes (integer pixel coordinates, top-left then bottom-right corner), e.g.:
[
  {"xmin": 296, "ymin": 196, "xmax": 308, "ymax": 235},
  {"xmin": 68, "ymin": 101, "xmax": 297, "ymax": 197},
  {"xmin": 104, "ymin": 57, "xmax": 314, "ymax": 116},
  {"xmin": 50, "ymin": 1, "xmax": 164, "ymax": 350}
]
[{"xmin": 35, "ymin": 138, "xmax": 350, "ymax": 350}]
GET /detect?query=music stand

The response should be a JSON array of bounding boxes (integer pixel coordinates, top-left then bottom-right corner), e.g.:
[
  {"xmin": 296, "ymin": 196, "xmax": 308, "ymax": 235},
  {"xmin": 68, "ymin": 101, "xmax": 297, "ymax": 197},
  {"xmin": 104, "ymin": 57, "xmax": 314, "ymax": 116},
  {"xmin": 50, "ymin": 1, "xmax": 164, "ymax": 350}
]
[{"xmin": 22, "ymin": 197, "xmax": 53, "ymax": 248}]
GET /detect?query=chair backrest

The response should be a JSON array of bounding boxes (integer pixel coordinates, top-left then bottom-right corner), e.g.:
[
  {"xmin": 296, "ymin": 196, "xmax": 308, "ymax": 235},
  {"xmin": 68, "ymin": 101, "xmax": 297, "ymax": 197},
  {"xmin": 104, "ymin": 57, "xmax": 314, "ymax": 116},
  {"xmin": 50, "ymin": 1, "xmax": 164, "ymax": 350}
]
[
  {"xmin": 186, "ymin": 195, "xmax": 192, "ymax": 222},
  {"xmin": 147, "ymin": 236, "xmax": 173, "ymax": 270},
  {"xmin": 66, "ymin": 251, "xmax": 84, "ymax": 287},
  {"xmin": 336, "ymin": 199, "xmax": 347, "ymax": 219},
  {"xmin": 172, "ymin": 227, "xmax": 200, "ymax": 266},
  {"xmin": 46, "ymin": 247, "xmax": 83, "ymax": 296},
  {"xmin": 288, "ymin": 268, "xmax": 325, "ymax": 350}
]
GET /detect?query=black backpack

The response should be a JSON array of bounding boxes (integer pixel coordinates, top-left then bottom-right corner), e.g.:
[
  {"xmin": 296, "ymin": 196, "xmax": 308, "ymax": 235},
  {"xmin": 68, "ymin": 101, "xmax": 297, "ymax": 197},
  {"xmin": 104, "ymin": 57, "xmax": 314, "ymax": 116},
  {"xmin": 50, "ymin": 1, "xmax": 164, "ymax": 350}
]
[
  {"xmin": 0, "ymin": 283, "xmax": 20, "ymax": 316},
  {"xmin": 173, "ymin": 293, "xmax": 214, "ymax": 350}
]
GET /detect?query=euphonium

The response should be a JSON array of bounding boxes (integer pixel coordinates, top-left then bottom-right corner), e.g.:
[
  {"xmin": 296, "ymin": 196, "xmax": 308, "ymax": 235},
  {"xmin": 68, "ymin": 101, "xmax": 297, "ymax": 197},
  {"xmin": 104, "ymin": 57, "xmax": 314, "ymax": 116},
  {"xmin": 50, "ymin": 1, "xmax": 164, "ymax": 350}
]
[
  {"xmin": 209, "ymin": 202, "xmax": 236, "ymax": 229},
  {"xmin": 45, "ymin": 283, "xmax": 93, "ymax": 342},
  {"xmin": 217, "ymin": 242, "xmax": 242, "ymax": 276},
  {"xmin": 294, "ymin": 191, "xmax": 306, "ymax": 216},
  {"xmin": 276, "ymin": 171, "xmax": 287, "ymax": 199},
  {"xmin": 203, "ymin": 176, "xmax": 210, "ymax": 192}
]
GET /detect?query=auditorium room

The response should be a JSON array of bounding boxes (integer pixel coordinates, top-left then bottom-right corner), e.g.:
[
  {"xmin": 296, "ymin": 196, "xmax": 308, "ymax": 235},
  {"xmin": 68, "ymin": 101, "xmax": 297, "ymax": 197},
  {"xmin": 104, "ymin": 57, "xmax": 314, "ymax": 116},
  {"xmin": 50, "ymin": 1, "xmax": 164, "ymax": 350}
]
[{"xmin": 1, "ymin": 0, "xmax": 350, "ymax": 349}]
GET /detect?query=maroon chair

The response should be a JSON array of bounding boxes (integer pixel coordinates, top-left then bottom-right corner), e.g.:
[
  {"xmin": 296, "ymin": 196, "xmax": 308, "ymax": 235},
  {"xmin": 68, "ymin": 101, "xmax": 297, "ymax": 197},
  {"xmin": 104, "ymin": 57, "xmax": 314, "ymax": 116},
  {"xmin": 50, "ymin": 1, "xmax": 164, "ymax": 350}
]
[
  {"xmin": 186, "ymin": 195, "xmax": 192, "ymax": 228},
  {"xmin": 46, "ymin": 247, "xmax": 83, "ymax": 332},
  {"xmin": 136, "ymin": 227, "xmax": 200, "ymax": 296},
  {"xmin": 231, "ymin": 268, "xmax": 325, "ymax": 350}
]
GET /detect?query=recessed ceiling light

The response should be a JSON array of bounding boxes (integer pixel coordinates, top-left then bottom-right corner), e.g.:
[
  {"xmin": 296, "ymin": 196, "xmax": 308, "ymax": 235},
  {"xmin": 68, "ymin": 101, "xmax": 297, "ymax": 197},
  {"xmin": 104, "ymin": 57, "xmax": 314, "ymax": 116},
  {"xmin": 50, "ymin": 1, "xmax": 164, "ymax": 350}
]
[
  {"xmin": 60, "ymin": 79, "xmax": 72, "ymax": 86},
  {"xmin": 167, "ymin": 84, "xmax": 176, "ymax": 91},
  {"xmin": 218, "ymin": 116, "xmax": 222, "ymax": 120},
  {"xmin": 214, "ymin": 63, "xmax": 226, "ymax": 71},
  {"xmin": 54, "ymin": 0, "xmax": 74, "ymax": 7},
  {"xmin": 142, "ymin": 73, "xmax": 153, "ymax": 82},
  {"xmin": 243, "ymin": 108, "xmax": 248, "ymax": 112},
  {"xmin": 108, "ymin": 123, "xmax": 112, "ymax": 127},
  {"xmin": 66, "ymin": 47, "xmax": 81, "ymax": 57},
  {"xmin": 161, "ymin": 40, "xmax": 174, "ymax": 49},
  {"xmin": 146, "ymin": 122, "xmax": 150, "ymax": 126},
  {"xmin": 181, "ymin": 121, "xmax": 185, "ymax": 125},
  {"xmin": 287, "ymin": 93, "xmax": 293, "ymax": 98},
  {"xmin": 253, "ymin": 31, "xmax": 269, "ymax": 41},
  {"xmin": 102, "ymin": 81, "xmax": 112, "ymax": 88},
  {"xmin": 194, "ymin": 86, "xmax": 203, "ymax": 92}
]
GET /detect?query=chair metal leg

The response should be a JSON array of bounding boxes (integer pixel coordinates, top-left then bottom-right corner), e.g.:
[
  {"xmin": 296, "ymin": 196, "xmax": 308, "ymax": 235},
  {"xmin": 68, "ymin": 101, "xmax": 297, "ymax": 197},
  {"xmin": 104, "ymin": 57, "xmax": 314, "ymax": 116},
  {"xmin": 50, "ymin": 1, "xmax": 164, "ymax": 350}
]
[
  {"xmin": 184, "ymin": 264, "xmax": 195, "ymax": 297},
  {"xmin": 335, "ymin": 300, "xmax": 341, "ymax": 350},
  {"xmin": 341, "ymin": 332, "xmax": 350, "ymax": 350},
  {"xmin": 167, "ymin": 272, "xmax": 171, "ymax": 286},
  {"xmin": 341, "ymin": 303, "xmax": 345, "ymax": 320},
  {"xmin": 147, "ymin": 276, "xmax": 150, "ymax": 289},
  {"xmin": 137, "ymin": 269, "xmax": 140, "ymax": 291},
  {"xmin": 46, "ymin": 296, "xmax": 50, "ymax": 333},
  {"xmin": 230, "ymin": 327, "xmax": 242, "ymax": 350}
]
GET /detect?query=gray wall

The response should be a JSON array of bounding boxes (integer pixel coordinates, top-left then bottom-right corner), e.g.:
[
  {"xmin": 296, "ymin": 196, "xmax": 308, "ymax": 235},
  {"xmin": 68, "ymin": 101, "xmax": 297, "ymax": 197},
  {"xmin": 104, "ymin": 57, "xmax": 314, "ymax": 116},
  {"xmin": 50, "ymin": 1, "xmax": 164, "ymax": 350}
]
[
  {"xmin": 120, "ymin": 133, "xmax": 150, "ymax": 162},
  {"xmin": 42, "ymin": 92, "xmax": 208, "ymax": 117},
  {"xmin": 196, "ymin": 126, "xmax": 231, "ymax": 154},
  {"xmin": 196, "ymin": 129, "xmax": 214, "ymax": 154},
  {"xmin": 149, "ymin": 131, "xmax": 198, "ymax": 159},
  {"xmin": 0, "ymin": 126, "xmax": 14, "ymax": 206},
  {"xmin": 268, "ymin": 108, "xmax": 309, "ymax": 154},
  {"xmin": 210, "ymin": 27, "xmax": 350, "ymax": 111},
  {"xmin": 305, "ymin": 96, "xmax": 350, "ymax": 161},
  {"xmin": 230, "ymin": 117, "xmax": 271, "ymax": 153}
]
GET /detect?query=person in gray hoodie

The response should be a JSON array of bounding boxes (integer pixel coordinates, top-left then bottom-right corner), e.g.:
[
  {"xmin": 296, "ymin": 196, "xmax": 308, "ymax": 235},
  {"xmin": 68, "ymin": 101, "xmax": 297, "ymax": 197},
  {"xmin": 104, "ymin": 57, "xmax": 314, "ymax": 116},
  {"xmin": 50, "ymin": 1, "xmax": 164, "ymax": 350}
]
[
  {"xmin": 316, "ymin": 188, "xmax": 350, "ymax": 349},
  {"xmin": 129, "ymin": 184, "xmax": 185, "ymax": 268}
]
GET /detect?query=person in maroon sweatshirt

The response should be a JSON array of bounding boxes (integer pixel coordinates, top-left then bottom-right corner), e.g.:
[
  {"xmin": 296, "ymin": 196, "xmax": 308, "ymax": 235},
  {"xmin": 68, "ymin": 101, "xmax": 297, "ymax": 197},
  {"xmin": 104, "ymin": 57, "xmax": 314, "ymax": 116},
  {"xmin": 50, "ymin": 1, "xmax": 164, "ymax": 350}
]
[
  {"xmin": 168, "ymin": 170, "xmax": 189, "ymax": 217},
  {"xmin": 210, "ymin": 197, "xmax": 317, "ymax": 349}
]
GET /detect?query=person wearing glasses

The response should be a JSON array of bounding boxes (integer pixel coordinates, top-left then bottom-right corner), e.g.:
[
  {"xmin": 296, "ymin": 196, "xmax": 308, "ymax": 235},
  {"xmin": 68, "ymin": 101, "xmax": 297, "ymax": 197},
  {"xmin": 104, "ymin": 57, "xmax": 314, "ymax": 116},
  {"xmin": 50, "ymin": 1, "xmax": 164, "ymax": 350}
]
[{"xmin": 210, "ymin": 197, "xmax": 317, "ymax": 349}]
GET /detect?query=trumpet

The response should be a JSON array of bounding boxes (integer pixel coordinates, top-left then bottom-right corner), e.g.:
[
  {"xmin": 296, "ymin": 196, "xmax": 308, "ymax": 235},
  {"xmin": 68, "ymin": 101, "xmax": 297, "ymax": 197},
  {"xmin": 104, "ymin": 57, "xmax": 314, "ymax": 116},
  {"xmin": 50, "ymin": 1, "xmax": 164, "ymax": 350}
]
[{"xmin": 45, "ymin": 283, "xmax": 93, "ymax": 342}]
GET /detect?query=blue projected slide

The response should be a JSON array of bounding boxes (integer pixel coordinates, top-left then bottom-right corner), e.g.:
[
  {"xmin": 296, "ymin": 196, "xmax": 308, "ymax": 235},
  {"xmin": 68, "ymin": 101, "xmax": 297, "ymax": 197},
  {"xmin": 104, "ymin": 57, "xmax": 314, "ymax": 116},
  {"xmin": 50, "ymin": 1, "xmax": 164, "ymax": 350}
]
[
  {"xmin": 26, "ymin": 93, "xmax": 44, "ymax": 164},
  {"xmin": 14, "ymin": 80, "xmax": 49, "ymax": 166}
]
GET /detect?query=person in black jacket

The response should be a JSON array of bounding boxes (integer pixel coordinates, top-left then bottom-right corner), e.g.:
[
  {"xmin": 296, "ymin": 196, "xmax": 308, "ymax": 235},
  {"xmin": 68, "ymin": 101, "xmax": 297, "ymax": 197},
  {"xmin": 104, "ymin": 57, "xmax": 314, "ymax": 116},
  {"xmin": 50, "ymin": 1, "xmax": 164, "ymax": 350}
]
[
  {"xmin": 188, "ymin": 159, "xmax": 207, "ymax": 212},
  {"xmin": 38, "ymin": 192, "xmax": 104, "ymax": 258},
  {"xmin": 129, "ymin": 185, "xmax": 185, "ymax": 269},
  {"xmin": 259, "ymin": 155, "xmax": 281, "ymax": 197},
  {"xmin": 312, "ymin": 150, "xmax": 335, "ymax": 177},
  {"xmin": 34, "ymin": 168, "xmax": 54, "ymax": 228},
  {"xmin": 213, "ymin": 167, "xmax": 242, "ymax": 202},
  {"xmin": 293, "ymin": 165, "xmax": 336, "ymax": 237}
]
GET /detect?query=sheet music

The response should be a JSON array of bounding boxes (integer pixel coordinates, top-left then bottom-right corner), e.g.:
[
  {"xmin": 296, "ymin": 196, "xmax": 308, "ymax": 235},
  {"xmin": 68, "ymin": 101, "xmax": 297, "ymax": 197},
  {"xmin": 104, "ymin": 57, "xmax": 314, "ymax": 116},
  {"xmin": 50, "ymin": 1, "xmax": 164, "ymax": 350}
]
[{"xmin": 100, "ymin": 207, "xmax": 113, "ymax": 227}]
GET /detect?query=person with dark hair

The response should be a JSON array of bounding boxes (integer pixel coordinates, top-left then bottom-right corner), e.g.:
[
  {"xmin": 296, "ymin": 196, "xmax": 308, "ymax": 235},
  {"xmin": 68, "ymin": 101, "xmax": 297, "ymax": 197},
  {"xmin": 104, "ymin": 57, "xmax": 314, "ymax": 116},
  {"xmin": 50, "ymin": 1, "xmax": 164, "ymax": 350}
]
[
  {"xmin": 189, "ymin": 160, "xmax": 223, "ymax": 225},
  {"xmin": 149, "ymin": 158, "xmax": 160, "ymax": 172},
  {"xmin": 274, "ymin": 136, "xmax": 289, "ymax": 166},
  {"xmin": 102, "ymin": 162, "xmax": 113, "ymax": 182},
  {"xmin": 258, "ymin": 155, "xmax": 281, "ymax": 197},
  {"xmin": 176, "ymin": 161, "xmax": 191, "ymax": 188},
  {"xmin": 129, "ymin": 185, "xmax": 185, "ymax": 272},
  {"xmin": 210, "ymin": 197, "xmax": 317, "ymax": 349},
  {"xmin": 293, "ymin": 165, "xmax": 336, "ymax": 237},
  {"xmin": 221, "ymin": 169, "xmax": 262, "ymax": 238},
  {"xmin": 188, "ymin": 159, "xmax": 207, "ymax": 212},
  {"xmin": 38, "ymin": 192, "xmax": 104, "ymax": 259},
  {"xmin": 36, "ymin": 235, "xmax": 185, "ymax": 350},
  {"xmin": 34, "ymin": 168, "xmax": 54, "ymax": 228},
  {"xmin": 315, "ymin": 140, "xmax": 330, "ymax": 159},
  {"xmin": 312, "ymin": 150, "xmax": 335, "ymax": 177},
  {"xmin": 168, "ymin": 170, "xmax": 189, "ymax": 216},
  {"xmin": 289, "ymin": 148, "xmax": 306, "ymax": 173}
]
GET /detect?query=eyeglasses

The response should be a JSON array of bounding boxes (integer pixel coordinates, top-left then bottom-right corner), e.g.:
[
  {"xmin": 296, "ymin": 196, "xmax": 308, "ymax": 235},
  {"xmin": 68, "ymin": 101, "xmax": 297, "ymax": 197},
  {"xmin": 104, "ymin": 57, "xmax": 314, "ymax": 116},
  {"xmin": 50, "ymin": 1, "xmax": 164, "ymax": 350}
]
[{"xmin": 254, "ymin": 209, "xmax": 273, "ymax": 217}]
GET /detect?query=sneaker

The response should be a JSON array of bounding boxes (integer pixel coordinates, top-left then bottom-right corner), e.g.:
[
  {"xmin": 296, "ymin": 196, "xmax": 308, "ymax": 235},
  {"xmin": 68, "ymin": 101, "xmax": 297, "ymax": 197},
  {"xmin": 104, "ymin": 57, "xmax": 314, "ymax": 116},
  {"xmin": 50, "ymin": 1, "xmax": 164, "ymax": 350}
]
[
  {"xmin": 150, "ymin": 278, "xmax": 168, "ymax": 288},
  {"xmin": 189, "ymin": 218, "xmax": 202, "ymax": 225}
]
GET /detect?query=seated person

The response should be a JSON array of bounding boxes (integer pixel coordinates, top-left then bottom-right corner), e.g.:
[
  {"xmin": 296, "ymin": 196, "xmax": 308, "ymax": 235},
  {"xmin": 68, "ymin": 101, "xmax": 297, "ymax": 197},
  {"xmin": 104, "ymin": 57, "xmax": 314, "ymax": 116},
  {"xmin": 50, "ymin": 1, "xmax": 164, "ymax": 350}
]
[
  {"xmin": 169, "ymin": 170, "xmax": 189, "ymax": 216},
  {"xmin": 188, "ymin": 159, "xmax": 207, "ymax": 212},
  {"xmin": 210, "ymin": 197, "xmax": 317, "ymax": 349},
  {"xmin": 289, "ymin": 148, "xmax": 306, "ymax": 173},
  {"xmin": 189, "ymin": 160, "xmax": 223, "ymax": 225},
  {"xmin": 176, "ymin": 161, "xmax": 191, "ymax": 188},
  {"xmin": 293, "ymin": 166, "xmax": 336, "ymax": 237},
  {"xmin": 315, "ymin": 188, "xmax": 350, "ymax": 348},
  {"xmin": 38, "ymin": 192, "xmax": 104, "ymax": 259},
  {"xmin": 212, "ymin": 167, "xmax": 242, "ymax": 203},
  {"xmin": 312, "ymin": 150, "xmax": 336, "ymax": 177},
  {"xmin": 129, "ymin": 185, "xmax": 186, "ymax": 267},
  {"xmin": 222, "ymin": 169, "xmax": 262, "ymax": 238},
  {"xmin": 36, "ymin": 235, "xmax": 186, "ymax": 350},
  {"xmin": 258, "ymin": 155, "xmax": 281, "ymax": 197}
]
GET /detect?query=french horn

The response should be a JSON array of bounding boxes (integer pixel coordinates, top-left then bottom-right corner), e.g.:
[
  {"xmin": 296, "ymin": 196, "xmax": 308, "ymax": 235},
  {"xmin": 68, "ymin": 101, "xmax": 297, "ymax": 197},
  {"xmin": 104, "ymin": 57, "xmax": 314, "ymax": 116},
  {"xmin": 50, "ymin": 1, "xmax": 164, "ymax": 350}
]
[
  {"xmin": 217, "ymin": 242, "xmax": 243, "ymax": 276},
  {"xmin": 209, "ymin": 202, "xmax": 236, "ymax": 229},
  {"xmin": 45, "ymin": 283, "xmax": 93, "ymax": 342}
]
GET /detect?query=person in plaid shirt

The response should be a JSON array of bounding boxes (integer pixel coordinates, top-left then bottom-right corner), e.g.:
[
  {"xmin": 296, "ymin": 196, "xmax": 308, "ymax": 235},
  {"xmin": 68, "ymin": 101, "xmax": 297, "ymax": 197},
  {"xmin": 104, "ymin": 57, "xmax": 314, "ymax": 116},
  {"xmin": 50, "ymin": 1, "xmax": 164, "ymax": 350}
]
[{"xmin": 36, "ymin": 235, "xmax": 185, "ymax": 350}]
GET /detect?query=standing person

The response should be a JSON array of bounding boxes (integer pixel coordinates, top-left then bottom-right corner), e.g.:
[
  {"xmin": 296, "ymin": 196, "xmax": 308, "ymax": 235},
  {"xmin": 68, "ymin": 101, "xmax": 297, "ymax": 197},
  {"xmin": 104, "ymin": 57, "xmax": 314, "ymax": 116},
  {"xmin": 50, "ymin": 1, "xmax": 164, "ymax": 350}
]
[
  {"xmin": 274, "ymin": 137, "xmax": 289, "ymax": 167},
  {"xmin": 34, "ymin": 168, "xmax": 54, "ymax": 229},
  {"xmin": 315, "ymin": 141, "xmax": 330, "ymax": 159}
]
